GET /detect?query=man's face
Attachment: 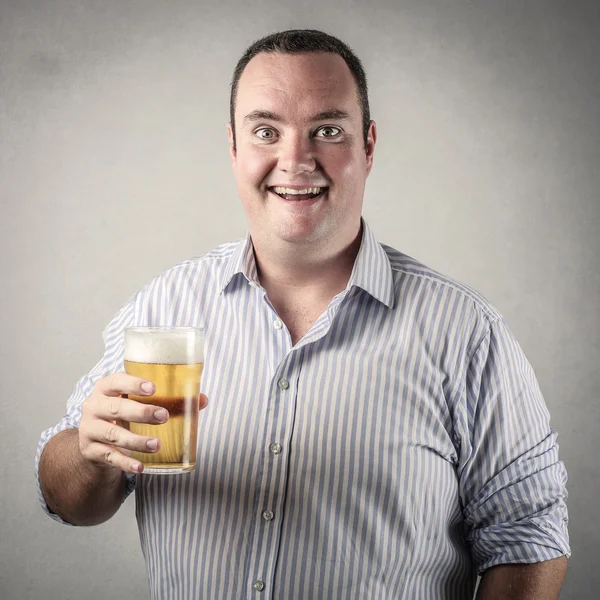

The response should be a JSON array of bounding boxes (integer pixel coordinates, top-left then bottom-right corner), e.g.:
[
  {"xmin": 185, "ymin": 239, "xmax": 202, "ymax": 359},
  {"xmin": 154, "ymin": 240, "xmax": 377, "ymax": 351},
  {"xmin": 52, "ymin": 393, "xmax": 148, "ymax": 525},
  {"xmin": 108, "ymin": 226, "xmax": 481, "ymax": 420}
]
[{"xmin": 228, "ymin": 52, "xmax": 376, "ymax": 251}]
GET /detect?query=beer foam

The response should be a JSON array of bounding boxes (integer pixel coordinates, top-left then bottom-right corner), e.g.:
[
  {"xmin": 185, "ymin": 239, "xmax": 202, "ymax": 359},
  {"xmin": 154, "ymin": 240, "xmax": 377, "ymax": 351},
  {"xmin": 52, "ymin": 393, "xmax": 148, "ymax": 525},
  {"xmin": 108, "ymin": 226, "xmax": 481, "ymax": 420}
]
[{"xmin": 124, "ymin": 328, "xmax": 204, "ymax": 364}]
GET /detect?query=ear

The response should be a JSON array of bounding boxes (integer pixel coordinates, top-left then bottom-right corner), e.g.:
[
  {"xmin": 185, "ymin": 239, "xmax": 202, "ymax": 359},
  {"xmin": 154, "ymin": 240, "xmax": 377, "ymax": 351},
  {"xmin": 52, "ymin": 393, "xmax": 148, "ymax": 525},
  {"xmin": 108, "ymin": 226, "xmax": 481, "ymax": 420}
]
[
  {"xmin": 365, "ymin": 120, "xmax": 377, "ymax": 176},
  {"xmin": 227, "ymin": 123, "xmax": 237, "ymax": 166}
]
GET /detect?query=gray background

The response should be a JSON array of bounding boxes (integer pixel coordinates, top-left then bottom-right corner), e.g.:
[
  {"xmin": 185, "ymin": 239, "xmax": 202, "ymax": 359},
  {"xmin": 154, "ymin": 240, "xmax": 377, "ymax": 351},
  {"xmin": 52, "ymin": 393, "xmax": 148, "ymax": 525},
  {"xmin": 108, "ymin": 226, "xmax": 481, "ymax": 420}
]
[{"xmin": 1, "ymin": 1, "xmax": 598, "ymax": 598}]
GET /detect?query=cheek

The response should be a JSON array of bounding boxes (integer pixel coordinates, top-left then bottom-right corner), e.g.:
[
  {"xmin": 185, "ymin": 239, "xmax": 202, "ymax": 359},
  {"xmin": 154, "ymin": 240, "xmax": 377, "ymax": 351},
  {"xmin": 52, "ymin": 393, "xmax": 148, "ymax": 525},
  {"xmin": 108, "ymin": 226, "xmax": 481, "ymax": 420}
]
[
  {"xmin": 322, "ymin": 145, "xmax": 365, "ymax": 180},
  {"xmin": 236, "ymin": 147, "xmax": 274, "ymax": 186}
]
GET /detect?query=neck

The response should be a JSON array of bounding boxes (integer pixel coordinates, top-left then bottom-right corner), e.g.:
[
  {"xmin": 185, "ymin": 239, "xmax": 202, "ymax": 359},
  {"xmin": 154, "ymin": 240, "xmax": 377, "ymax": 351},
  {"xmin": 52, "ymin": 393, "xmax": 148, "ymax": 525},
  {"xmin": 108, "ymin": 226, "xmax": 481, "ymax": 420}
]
[{"xmin": 251, "ymin": 224, "xmax": 363, "ymax": 298}]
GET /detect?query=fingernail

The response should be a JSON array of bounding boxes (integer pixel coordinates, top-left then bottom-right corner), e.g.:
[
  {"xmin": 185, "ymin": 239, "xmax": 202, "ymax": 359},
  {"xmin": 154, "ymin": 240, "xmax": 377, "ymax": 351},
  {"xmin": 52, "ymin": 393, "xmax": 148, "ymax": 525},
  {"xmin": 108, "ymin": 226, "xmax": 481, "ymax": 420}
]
[
  {"xmin": 154, "ymin": 408, "xmax": 168, "ymax": 421},
  {"xmin": 146, "ymin": 438, "xmax": 158, "ymax": 450},
  {"xmin": 141, "ymin": 381, "xmax": 154, "ymax": 394},
  {"xmin": 132, "ymin": 462, "xmax": 142, "ymax": 473}
]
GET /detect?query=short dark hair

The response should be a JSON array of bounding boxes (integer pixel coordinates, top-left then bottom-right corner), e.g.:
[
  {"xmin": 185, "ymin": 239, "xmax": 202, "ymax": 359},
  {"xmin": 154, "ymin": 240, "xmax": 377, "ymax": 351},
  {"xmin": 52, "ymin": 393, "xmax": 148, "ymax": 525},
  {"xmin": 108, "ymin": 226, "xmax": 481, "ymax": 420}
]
[{"xmin": 229, "ymin": 29, "xmax": 370, "ymax": 150}]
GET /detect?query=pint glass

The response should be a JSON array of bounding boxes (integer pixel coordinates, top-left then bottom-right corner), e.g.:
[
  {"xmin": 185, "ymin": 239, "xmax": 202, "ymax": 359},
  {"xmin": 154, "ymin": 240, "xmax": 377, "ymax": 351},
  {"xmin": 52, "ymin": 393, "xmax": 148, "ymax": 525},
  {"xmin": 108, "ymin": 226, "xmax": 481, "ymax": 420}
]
[{"xmin": 123, "ymin": 326, "xmax": 204, "ymax": 474}]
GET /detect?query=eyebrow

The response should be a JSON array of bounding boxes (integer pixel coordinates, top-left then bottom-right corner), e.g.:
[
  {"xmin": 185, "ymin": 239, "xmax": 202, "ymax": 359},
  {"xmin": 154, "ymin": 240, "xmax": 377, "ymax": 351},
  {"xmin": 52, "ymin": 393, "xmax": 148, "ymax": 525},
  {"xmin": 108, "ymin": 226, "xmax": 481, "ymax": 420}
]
[
  {"xmin": 243, "ymin": 110, "xmax": 281, "ymax": 124},
  {"xmin": 312, "ymin": 109, "xmax": 350, "ymax": 121},
  {"xmin": 242, "ymin": 108, "xmax": 350, "ymax": 125}
]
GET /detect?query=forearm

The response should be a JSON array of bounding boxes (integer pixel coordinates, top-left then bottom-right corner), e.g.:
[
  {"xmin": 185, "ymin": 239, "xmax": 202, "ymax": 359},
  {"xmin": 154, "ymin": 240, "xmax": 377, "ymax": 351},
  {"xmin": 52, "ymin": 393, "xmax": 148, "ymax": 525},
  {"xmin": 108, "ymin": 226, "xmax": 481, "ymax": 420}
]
[
  {"xmin": 475, "ymin": 557, "xmax": 568, "ymax": 600},
  {"xmin": 39, "ymin": 428, "xmax": 127, "ymax": 526}
]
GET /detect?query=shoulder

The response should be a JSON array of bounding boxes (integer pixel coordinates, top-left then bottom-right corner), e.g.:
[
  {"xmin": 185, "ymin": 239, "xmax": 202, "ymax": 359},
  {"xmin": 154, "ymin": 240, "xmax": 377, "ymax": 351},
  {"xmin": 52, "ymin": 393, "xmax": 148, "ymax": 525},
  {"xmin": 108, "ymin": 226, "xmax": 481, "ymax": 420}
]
[
  {"xmin": 163, "ymin": 239, "xmax": 242, "ymax": 275},
  {"xmin": 119, "ymin": 239, "xmax": 244, "ymax": 319},
  {"xmin": 140, "ymin": 239, "xmax": 241, "ymax": 290},
  {"xmin": 101, "ymin": 239, "xmax": 244, "ymax": 340},
  {"xmin": 381, "ymin": 243, "xmax": 502, "ymax": 328}
]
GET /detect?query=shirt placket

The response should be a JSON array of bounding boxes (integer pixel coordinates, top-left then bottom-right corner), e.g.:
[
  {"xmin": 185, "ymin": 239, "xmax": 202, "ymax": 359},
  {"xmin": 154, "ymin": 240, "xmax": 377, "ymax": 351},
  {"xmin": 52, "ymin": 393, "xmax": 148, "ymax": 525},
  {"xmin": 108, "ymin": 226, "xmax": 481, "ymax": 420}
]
[
  {"xmin": 244, "ymin": 308, "xmax": 300, "ymax": 599},
  {"xmin": 243, "ymin": 288, "xmax": 348, "ymax": 598}
]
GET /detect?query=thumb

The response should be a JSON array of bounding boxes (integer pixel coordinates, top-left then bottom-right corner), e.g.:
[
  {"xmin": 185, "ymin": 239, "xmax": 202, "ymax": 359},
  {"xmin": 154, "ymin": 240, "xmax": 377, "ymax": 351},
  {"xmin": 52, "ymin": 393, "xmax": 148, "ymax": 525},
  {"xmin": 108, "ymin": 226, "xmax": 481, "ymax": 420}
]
[{"xmin": 199, "ymin": 393, "xmax": 209, "ymax": 410}]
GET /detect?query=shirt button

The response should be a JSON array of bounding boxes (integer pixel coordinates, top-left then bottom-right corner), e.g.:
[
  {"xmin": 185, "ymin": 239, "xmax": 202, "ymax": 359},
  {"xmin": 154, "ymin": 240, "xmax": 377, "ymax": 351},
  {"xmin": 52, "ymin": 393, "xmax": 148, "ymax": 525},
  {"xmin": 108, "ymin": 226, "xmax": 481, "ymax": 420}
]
[
  {"xmin": 253, "ymin": 580, "xmax": 265, "ymax": 592},
  {"xmin": 269, "ymin": 442, "xmax": 282, "ymax": 455},
  {"xmin": 273, "ymin": 319, "xmax": 283, "ymax": 329},
  {"xmin": 262, "ymin": 510, "xmax": 274, "ymax": 521},
  {"xmin": 277, "ymin": 378, "xmax": 289, "ymax": 390}
]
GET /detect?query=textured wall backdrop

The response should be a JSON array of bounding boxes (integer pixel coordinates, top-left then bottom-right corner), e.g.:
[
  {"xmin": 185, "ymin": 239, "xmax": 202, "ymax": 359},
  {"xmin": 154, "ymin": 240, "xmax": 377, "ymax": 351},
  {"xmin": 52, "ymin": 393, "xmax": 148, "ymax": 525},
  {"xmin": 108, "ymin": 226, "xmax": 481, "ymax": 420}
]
[{"xmin": 1, "ymin": 1, "xmax": 598, "ymax": 598}]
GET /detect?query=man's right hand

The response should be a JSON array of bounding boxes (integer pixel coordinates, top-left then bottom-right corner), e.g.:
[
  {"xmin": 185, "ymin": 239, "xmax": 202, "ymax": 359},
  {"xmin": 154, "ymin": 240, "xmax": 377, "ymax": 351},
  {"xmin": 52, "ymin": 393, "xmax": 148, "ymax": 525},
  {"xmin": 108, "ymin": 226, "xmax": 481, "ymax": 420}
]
[
  {"xmin": 39, "ymin": 373, "xmax": 207, "ymax": 525},
  {"xmin": 78, "ymin": 373, "xmax": 167, "ymax": 474}
]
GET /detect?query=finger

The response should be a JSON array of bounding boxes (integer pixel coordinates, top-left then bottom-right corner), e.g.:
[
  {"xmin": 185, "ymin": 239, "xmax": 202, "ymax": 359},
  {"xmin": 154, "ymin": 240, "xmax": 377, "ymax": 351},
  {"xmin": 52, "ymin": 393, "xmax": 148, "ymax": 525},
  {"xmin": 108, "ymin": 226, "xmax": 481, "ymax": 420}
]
[
  {"xmin": 85, "ymin": 419, "xmax": 162, "ymax": 454},
  {"xmin": 84, "ymin": 442, "xmax": 145, "ymax": 474},
  {"xmin": 95, "ymin": 372, "xmax": 156, "ymax": 398},
  {"xmin": 115, "ymin": 420, "xmax": 132, "ymax": 456},
  {"xmin": 199, "ymin": 393, "xmax": 209, "ymax": 410},
  {"xmin": 96, "ymin": 395, "xmax": 169, "ymax": 425}
]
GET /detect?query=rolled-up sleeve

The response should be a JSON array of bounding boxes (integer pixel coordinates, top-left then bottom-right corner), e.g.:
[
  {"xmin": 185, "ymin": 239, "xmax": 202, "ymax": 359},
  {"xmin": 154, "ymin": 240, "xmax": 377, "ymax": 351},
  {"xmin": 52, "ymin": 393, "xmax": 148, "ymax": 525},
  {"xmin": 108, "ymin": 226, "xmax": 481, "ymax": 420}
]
[
  {"xmin": 34, "ymin": 299, "xmax": 138, "ymax": 525},
  {"xmin": 456, "ymin": 317, "xmax": 570, "ymax": 573}
]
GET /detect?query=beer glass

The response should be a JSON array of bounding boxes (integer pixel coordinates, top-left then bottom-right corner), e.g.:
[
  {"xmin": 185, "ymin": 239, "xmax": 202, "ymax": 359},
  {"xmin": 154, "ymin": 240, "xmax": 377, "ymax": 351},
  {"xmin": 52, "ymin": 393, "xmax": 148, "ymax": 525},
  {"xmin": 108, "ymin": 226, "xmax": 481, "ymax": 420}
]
[{"xmin": 123, "ymin": 326, "xmax": 204, "ymax": 474}]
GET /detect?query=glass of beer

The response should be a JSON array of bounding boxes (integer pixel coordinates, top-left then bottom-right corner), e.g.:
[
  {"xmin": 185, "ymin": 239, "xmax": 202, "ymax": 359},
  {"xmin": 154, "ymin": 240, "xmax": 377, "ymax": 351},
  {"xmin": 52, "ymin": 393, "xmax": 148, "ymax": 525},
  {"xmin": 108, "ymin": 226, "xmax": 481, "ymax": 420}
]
[{"xmin": 123, "ymin": 326, "xmax": 204, "ymax": 474}]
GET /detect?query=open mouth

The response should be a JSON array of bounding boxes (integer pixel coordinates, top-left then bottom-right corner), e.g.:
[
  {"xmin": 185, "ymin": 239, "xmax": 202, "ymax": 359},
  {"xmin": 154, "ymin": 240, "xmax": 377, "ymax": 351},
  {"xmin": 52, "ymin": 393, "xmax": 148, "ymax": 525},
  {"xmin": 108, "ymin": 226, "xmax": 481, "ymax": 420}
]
[{"xmin": 268, "ymin": 186, "xmax": 328, "ymax": 201}]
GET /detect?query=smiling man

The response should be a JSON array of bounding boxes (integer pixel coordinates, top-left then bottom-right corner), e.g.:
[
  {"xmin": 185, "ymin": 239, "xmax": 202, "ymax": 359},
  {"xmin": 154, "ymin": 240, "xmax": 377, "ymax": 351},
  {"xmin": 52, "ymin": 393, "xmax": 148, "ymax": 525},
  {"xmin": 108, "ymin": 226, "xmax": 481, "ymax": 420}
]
[
  {"xmin": 228, "ymin": 49, "xmax": 376, "ymax": 344},
  {"xmin": 37, "ymin": 30, "xmax": 570, "ymax": 599}
]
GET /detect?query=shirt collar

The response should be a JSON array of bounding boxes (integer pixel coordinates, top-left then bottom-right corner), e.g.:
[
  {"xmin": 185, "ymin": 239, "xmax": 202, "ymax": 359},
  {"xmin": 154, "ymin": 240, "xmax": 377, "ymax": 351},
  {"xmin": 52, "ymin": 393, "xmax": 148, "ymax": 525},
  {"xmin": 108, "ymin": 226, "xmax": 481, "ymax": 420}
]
[
  {"xmin": 347, "ymin": 219, "xmax": 395, "ymax": 308},
  {"xmin": 219, "ymin": 219, "xmax": 395, "ymax": 309},
  {"xmin": 218, "ymin": 232, "xmax": 260, "ymax": 293}
]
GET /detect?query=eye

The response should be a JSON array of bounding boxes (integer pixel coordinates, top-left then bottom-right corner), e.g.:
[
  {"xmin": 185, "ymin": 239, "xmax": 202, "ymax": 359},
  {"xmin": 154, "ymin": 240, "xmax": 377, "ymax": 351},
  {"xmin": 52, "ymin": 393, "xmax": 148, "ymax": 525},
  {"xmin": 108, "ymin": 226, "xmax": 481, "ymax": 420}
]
[
  {"xmin": 316, "ymin": 126, "xmax": 341, "ymax": 138},
  {"xmin": 255, "ymin": 127, "xmax": 278, "ymax": 140}
]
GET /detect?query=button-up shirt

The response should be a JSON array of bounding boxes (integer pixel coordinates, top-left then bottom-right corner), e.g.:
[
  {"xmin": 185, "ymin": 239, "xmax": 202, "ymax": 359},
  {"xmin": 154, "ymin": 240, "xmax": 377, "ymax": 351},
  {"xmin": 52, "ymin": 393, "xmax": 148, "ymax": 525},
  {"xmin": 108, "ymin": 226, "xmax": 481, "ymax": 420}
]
[{"xmin": 36, "ymin": 220, "xmax": 570, "ymax": 599}]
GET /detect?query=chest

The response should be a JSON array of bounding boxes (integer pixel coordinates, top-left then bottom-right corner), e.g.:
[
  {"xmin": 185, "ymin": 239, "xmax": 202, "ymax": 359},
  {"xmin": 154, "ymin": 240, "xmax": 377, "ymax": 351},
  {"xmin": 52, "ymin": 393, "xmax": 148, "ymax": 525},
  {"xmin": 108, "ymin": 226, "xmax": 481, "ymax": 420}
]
[
  {"xmin": 277, "ymin": 304, "xmax": 324, "ymax": 345},
  {"xmin": 199, "ymin": 295, "xmax": 461, "ymax": 468}
]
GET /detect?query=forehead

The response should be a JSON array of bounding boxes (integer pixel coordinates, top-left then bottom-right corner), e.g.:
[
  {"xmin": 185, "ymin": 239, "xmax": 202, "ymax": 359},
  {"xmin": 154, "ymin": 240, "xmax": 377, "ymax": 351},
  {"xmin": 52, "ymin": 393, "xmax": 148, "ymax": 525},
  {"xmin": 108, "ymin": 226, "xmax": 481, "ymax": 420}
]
[{"xmin": 235, "ymin": 52, "xmax": 360, "ymax": 121}]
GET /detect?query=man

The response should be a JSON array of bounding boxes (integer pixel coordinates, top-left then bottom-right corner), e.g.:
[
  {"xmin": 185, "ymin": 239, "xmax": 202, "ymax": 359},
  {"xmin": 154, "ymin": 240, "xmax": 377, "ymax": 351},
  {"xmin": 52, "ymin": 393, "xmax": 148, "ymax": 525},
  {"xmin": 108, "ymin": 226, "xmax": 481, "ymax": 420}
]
[{"xmin": 37, "ymin": 29, "xmax": 570, "ymax": 599}]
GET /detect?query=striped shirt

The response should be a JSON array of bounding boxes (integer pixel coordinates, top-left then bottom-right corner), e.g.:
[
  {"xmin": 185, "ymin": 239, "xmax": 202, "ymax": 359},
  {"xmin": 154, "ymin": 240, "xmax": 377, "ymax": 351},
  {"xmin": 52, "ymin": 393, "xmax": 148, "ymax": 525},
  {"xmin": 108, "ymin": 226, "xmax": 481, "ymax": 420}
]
[{"xmin": 36, "ymin": 220, "xmax": 570, "ymax": 599}]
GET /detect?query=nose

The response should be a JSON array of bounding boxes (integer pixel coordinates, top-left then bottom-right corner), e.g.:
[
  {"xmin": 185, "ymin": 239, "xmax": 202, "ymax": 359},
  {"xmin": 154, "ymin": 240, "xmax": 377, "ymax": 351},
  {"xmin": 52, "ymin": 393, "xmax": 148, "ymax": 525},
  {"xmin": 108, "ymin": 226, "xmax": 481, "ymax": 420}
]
[{"xmin": 277, "ymin": 133, "xmax": 316, "ymax": 174}]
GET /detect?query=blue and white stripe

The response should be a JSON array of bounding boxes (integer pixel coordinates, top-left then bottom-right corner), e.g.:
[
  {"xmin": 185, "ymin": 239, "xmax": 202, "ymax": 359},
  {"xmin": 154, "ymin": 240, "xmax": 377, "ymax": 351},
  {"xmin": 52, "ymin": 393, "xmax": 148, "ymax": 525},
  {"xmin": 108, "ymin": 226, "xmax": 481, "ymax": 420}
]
[{"xmin": 36, "ymin": 220, "xmax": 570, "ymax": 599}]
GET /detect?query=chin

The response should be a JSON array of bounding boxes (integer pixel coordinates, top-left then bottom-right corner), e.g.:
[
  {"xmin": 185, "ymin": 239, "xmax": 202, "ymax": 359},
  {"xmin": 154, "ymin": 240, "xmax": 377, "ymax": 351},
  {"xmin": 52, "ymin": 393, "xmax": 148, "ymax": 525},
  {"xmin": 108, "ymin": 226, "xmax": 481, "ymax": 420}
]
[{"xmin": 274, "ymin": 222, "xmax": 327, "ymax": 245}]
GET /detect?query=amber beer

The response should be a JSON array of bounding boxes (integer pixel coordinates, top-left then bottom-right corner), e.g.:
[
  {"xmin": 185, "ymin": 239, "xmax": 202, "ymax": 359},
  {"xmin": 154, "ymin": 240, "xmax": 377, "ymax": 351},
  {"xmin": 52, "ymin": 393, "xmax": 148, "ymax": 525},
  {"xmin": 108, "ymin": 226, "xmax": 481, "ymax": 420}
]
[{"xmin": 124, "ymin": 327, "xmax": 204, "ymax": 474}]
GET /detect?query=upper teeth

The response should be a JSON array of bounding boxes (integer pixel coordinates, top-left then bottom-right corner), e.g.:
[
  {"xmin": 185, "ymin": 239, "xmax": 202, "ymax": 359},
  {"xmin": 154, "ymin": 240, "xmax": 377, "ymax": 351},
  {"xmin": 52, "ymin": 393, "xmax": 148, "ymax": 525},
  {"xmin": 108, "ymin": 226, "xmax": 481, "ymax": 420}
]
[{"xmin": 272, "ymin": 187, "xmax": 323, "ymax": 195}]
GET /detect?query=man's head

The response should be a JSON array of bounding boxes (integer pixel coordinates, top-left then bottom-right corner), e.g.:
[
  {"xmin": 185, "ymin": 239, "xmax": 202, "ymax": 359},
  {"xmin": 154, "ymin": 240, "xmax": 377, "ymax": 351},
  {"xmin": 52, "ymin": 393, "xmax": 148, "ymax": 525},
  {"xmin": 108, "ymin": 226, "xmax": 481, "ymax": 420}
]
[
  {"xmin": 227, "ymin": 30, "xmax": 376, "ymax": 251},
  {"xmin": 230, "ymin": 30, "xmax": 371, "ymax": 151}
]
